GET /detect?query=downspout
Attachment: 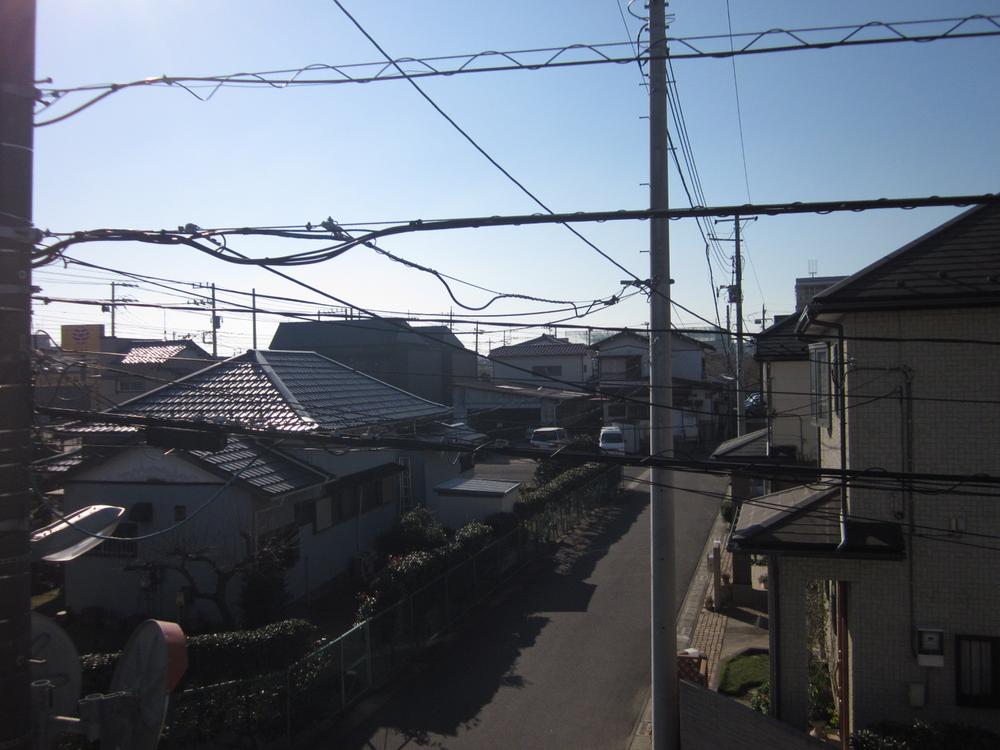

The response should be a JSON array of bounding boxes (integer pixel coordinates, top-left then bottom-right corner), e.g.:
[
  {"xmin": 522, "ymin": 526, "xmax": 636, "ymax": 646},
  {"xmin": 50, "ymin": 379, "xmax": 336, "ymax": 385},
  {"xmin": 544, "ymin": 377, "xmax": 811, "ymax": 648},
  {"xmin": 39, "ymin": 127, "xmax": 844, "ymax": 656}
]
[
  {"xmin": 802, "ymin": 311, "xmax": 849, "ymax": 551},
  {"xmin": 850, "ymin": 363, "xmax": 915, "ymax": 652}
]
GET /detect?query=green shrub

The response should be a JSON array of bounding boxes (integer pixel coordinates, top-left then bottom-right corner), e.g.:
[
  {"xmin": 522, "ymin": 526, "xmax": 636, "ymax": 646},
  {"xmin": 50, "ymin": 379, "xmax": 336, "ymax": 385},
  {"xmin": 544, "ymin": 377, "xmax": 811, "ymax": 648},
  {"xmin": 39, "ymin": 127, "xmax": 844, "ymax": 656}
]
[
  {"xmin": 721, "ymin": 495, "xmax": 735, "ymax": 523},
  {"xmin": 516, "ymin": 462, "xmax": 621, "ymax": 518},
  {"xmin": 748, "ymin": 680, "xmax": 770, "ymax": 714},
  {"xmin": 852, "ymin": 720, "xmax": 1000, "ymax": 750},
  {"xmin": 482, "ymin": 511, "xmax": 519, "ymax": 536},
  {"xmin": 718, "ymin": 652, "xmax": 769, "ymax": 697},
  {"xmin": 448, "ymin": 521, "xmax": 494, "ymax": 561},
  {"xmin": 375, "ymin": 506, "xmax": 448, "ymax": 557}
]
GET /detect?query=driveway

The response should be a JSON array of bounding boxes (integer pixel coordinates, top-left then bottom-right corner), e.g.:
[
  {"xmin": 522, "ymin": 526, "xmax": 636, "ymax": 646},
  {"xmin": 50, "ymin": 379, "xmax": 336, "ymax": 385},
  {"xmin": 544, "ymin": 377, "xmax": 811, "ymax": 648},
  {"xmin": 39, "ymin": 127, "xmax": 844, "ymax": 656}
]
[{"xmin": 326, "ymin": 468, "xmax": 725, "ymax": 750}]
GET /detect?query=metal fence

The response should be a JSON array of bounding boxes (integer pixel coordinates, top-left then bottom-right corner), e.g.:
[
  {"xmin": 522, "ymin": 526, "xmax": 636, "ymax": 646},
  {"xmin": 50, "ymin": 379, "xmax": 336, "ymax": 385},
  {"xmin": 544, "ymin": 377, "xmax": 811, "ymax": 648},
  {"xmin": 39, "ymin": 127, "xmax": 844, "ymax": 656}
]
[{"xmin": 159, "ymin": 466, "xmax": 621, "ymax": 749}]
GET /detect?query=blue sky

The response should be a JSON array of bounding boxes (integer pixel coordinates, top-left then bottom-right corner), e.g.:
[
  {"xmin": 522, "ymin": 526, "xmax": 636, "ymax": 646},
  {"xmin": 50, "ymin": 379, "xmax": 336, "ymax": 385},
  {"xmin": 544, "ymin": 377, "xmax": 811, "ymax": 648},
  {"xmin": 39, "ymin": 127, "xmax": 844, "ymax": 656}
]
[{"xmin": 32, "ymin": 1, "xmax": 1000, "ymax": 355}]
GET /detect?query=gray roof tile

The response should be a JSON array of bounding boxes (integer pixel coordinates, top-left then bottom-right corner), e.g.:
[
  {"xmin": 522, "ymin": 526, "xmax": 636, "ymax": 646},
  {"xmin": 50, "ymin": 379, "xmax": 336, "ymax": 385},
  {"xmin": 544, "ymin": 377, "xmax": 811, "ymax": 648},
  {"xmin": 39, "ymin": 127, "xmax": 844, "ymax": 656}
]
[{"xmin": 67, "ymin": 350, "xmax": 450, "ymax": 435}]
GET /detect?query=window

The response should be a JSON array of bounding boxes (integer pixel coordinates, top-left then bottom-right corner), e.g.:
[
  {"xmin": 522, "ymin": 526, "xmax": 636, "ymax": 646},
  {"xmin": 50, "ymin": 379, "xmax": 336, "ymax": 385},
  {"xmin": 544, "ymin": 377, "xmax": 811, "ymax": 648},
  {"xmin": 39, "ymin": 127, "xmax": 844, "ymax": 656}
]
[
  {"xmin": 625, "ymin": 355, "xmax": 642, "ymax": 381},
  {"xmin": 957, "ymin": 635, "xmax": 1000, "ymax": 707},
  {"xmin": 293, "ymin": 500, "xmax": 315, "ymax": 528},
  {"xmin": 531, "ymin": 365, "xmax": 562, "ymax": 376},
  {"xmin": 128, "ymin": 502, "xmax": 153, "ymax": 523},
  {"xmin": 337, "ymin": 488, "xmax": 358, "ymax": 522},
  {"xmin": 398, "ymin": 457, "xmax": 412, "ymax": 511},
  {"xmin": 809, "ymin": 343, "xmax": 831, "ymax": 429},
  {"xmin": 90, "ymin": 521, "xmax": 137, "ymax": 558}
]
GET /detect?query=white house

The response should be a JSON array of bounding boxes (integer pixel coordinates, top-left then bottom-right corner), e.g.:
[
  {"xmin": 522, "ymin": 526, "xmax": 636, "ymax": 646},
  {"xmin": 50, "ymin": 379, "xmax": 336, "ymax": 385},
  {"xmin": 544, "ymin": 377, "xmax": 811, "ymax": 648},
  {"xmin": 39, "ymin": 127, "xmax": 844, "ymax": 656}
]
[
  {"xmin": 489, "ymin": 334, "xmax": 593, "ymax": 386},
  {"xmin": 43, "ymin": 349, "xmax": 469, "ymax": 626}
]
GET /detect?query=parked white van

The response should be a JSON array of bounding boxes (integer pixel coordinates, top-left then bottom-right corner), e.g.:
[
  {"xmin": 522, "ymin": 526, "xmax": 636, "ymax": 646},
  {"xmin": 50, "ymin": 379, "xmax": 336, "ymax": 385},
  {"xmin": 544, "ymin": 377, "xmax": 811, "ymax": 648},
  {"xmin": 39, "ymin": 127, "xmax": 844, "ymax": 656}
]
[{"xmin": 599, "ymin": 426, "xmax": 626, "ymax": 455}]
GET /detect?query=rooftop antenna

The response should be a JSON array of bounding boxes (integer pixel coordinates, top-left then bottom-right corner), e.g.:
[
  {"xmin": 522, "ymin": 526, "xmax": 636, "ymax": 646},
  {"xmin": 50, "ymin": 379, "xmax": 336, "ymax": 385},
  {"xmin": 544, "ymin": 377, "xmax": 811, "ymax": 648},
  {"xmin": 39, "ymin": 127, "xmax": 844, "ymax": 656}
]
[{"xmin": 808, "ymin": 259, "xmax": 818, "ymax": 277}]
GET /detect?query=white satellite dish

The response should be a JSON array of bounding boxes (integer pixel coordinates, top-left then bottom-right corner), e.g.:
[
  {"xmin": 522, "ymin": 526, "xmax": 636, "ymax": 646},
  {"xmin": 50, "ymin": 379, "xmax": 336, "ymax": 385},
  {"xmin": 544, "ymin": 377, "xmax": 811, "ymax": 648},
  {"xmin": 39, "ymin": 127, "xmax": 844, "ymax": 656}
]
[
  {"xmin": 31, "ymin": 505, "xmax": 125, "ymax": 562},
  {"xmin": 101, "ymin": 620, "xmax": 188, "ymax": 750},
  {"xmin": 30, "ymin": 612, "xmax": 82, "ymax": 716}
]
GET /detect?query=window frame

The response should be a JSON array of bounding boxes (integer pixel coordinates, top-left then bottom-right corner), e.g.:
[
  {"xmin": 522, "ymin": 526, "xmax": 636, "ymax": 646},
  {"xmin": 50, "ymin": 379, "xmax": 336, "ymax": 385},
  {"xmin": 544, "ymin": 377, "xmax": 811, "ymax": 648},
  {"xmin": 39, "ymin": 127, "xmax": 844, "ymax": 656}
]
[{"xmin": 956, "ymin": 634, "xmax": 1000, "ymax": 708}]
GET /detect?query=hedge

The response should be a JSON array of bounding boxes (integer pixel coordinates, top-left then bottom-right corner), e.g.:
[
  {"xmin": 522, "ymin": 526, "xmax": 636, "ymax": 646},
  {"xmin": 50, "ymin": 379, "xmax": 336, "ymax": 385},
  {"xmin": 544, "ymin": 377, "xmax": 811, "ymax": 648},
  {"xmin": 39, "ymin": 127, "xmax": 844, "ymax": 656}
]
[
  {"xmin": 79, "ymin": 618, "xmax": 318, "ymax": 693},
  {"xmin": 515, "ymin": 462, "xmax": 621, "ymax": 518},
  {"xmin": 852, "ymin": 721, "xmax": 1000, "ymax": 750}
]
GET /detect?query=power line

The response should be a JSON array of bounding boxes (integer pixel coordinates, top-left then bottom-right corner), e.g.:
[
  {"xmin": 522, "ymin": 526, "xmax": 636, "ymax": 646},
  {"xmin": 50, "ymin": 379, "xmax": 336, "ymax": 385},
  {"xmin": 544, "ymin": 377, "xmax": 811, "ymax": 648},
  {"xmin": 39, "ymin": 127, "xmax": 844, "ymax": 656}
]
[
  {"xmin": 33, "ymin": 15, "xmax": 1000, "ymax": 125},
  {"xmin": 329, "ymin": 0, "xmax": 654, "ymax": 306}
]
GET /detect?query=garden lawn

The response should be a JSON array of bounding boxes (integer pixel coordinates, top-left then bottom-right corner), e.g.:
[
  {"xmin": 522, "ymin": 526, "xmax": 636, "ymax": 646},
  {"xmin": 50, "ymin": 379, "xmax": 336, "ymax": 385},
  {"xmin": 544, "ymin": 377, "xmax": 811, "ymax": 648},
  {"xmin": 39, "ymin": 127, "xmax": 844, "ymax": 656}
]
[{"xmin": 718, "ymin": 652, "xmax": 769, "ymax": 697}]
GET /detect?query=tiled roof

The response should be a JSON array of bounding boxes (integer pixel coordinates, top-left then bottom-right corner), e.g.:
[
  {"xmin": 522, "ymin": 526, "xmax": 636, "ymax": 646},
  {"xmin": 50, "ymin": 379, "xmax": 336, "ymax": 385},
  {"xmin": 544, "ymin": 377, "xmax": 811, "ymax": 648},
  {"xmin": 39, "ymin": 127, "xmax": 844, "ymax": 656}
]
[
  {"xmin": 806, "ymin": 201, "xmax": 1000, "ymax": 313},
  {"xmin": 754, "ymin": 315, "xmax": 809, "ymax": 361},
  {"xmin": 491, "ymin": 334, "xmax": 588, "ymax": 358},
  {"xmin": 65, "ymin": 350, "xmax": 450, "ymax": 435},
  {"xmin": 120, "ymin": 343, "xmax": 188, "ymax": 365},
  {"xmin": 190, "ymin": 438, "xmax": 330, "ymax": 496}
]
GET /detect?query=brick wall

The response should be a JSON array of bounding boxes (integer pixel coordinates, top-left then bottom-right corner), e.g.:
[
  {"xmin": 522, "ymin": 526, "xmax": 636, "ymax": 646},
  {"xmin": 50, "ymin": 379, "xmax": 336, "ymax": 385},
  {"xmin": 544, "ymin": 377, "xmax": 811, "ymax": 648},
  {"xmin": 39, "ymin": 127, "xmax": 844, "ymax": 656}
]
[{"xmin": 680, "ymin": 681, "xmax": 828, "ymax": 750}]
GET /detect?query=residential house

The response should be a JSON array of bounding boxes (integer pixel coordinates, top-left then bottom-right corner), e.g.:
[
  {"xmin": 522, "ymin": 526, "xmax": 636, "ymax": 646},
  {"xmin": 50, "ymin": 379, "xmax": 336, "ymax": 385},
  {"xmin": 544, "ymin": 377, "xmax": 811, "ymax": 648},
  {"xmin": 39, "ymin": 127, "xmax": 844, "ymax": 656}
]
[
  {"xmin": 590, "ymin": 329, "xmax": 721, "ymax": 447},
  {"xmin": 451, "ymin": 378, "xmax": 599, "ymax": 441},
  {"xmin": 489, "ymin": 334, "xmax": 593, "ymax": 387},
  {"xmin": 50, "ymin": 324, "xmax": 214, "ymax": 407},
  {"xmin": 44, "ymin": 349, "xmax": 470, "ymax": 626},
  {"xmin": 729, "ymin": 202, "xmax": 1000, "ymax": 737},
  {"xmin": 269, "ymin": 318, "xmax": 476, "ymax": 405}
]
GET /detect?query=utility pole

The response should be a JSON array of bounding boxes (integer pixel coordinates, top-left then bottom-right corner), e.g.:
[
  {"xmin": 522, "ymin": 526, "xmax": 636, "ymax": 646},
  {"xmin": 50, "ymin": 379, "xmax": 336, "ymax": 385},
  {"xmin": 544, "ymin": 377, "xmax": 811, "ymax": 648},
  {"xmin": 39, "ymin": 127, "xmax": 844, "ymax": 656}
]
[
  {"xmin": 734, "ymin": 217, "xmax": 744, "ymax": 436},
  {"xmin": 109, "ymin": 281, "xmax": 137, "ymax": 337},
  {"xmin": 210, "ymin": 283, "xmax": 219, "ymax": 357},
  {"xmin": 252, "ymin": 288, "xmax": 257, "ymax": 349},
  {"xmin": 712, "ymin": 215, "xmax": 755, "ymax": 436},
  {"xmin": 648, "ymin": 2, "xmax": 677, "ymax": 749},
  {"xmin": 0, "ymin": 1, "xmax": 35, "ymax": 747}
]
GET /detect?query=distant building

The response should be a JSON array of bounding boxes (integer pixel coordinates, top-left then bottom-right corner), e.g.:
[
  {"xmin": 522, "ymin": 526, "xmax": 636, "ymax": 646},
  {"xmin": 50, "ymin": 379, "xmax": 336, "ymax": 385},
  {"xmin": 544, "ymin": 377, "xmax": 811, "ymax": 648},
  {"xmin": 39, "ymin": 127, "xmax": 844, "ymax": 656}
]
[
  {"xmin": 793, "ymin": 275, "xmax": 848, "ymax": 312},
  {"xmin": 489, "ymin": 334, "xmax": 593, "ymax": 386},
  {"xmin": 270, "ymin": 318, "xmax": 475, "ymax": 405}
]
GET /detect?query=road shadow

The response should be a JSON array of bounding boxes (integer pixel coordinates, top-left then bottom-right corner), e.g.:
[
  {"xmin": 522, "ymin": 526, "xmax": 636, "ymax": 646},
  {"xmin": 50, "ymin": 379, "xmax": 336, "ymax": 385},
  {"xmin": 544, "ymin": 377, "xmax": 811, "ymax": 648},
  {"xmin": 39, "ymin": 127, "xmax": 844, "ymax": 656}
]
[{"xmin": 327, "ymin": 485, "xmax": 650, "ymax": 750}]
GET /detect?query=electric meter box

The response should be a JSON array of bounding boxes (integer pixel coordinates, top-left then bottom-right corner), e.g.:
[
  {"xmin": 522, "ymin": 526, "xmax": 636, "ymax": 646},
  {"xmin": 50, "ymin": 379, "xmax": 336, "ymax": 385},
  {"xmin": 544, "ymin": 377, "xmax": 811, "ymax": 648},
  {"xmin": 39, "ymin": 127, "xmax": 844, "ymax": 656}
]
[{"xmin": 916, "ymin": 628, "xmax": 944, "ymax": 667}]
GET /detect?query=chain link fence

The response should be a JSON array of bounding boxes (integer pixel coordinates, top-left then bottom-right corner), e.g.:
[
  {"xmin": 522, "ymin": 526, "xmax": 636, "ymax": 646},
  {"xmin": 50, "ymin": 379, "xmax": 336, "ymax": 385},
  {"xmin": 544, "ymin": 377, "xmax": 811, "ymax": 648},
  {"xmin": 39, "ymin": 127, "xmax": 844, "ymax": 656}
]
[{"xmin": 157, "ymin": 465, "xmax": 621, "ymax": 748}]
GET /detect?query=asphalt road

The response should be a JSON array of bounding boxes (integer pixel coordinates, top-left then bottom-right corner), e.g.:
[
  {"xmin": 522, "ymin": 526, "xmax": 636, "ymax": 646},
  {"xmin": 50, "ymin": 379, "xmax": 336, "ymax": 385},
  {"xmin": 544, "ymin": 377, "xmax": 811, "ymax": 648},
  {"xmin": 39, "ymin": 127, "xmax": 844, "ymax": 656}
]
[{"xmin": 326, "ymin": 467, "xmax": 725, "ymax": 750}]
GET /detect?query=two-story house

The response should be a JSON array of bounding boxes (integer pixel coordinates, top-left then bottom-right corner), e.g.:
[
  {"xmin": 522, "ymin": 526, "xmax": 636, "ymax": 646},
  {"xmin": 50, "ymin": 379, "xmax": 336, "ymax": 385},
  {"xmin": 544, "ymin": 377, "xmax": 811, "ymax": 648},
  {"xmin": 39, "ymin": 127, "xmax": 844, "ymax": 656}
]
[
  {"xmin": 591, "ymin": 329, "xmax": 720, "ymax": 446},
  {"xmin": 270, "ymin": 318, "xmax": 476, "ymax": 406},
  {"xmin": 729, "ymin": 202, "xmax": 1000, "ymax": 738},
  {"xmin": 489, "ymin": 334, "xmax": 593, "ymax": 387},
  {"xmin": 42, "ymin": 349, "xmax": 470, "ymax": 626}
]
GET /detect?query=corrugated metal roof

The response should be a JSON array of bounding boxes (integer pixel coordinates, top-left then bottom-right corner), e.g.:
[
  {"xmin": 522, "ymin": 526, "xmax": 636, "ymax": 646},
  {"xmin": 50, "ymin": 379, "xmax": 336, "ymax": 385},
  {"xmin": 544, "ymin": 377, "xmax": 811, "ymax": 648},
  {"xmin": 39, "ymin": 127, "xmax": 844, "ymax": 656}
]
[
  {"xmin": 808, "ymin": 202, "xmax": 1000, "ymax": 312},
  {"xmin": 190, "ymin": 437, "xmax": 330, "ymax": 496},
  {"xmin": 65, "ymin": 350, "xmax": 450, "ymax": 435},
  {"xmin": 434, "ymin": 477, "xmax": 521, "ymax": 496}
]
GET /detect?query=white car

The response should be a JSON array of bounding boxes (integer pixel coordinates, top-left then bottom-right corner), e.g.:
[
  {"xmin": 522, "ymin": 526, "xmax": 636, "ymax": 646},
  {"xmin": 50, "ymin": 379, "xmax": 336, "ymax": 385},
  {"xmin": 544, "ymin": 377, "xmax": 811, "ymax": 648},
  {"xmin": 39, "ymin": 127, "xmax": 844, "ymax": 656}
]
[
  {"xmin": 529, "ymin": 427, "xmax": 570, "ymax": 451},
  {"xmin": 599, "ymin": 426, "xmax": 626, "ymax": 455}
]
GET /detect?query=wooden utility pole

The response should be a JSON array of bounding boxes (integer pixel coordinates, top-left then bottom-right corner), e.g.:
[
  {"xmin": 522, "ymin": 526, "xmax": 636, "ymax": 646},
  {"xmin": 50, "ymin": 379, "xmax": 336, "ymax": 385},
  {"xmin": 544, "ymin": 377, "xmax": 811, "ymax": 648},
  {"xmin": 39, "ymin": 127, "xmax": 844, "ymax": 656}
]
[
  {"xmin": 0, "ymin": 1, "xmax": 36, "ymax": 747},
  {"xmin": 648, "ymin": 1, "xmax": 678, "ymax": 748}
]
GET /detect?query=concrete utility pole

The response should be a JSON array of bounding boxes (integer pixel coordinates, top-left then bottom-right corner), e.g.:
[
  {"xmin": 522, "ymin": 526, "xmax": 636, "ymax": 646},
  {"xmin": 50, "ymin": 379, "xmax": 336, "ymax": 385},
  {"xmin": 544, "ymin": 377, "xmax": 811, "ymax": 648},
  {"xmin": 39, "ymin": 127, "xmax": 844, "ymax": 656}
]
[
  {"xmin": 0, "ymin": 1, "xmax": 36, "ymax": 747},
  {"xmin": 252, "ymin": 288, "xmax": 257, "ymax": 349},
  {"xmin": 734, "ymin": 216, "xmax": 744, "ymax": 436},
  {"xmin": 109, "ymin": 281, "xmax": 137, "ymax": 337},
  {"xmin": 648, "ymin": 1, "xmax": 678, "ymax": 749}
]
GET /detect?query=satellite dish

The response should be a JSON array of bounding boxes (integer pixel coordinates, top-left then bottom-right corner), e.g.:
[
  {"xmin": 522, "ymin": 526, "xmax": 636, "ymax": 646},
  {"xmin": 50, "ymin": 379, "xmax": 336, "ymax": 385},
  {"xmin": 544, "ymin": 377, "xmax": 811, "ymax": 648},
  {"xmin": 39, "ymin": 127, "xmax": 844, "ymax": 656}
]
[
  {"xmin": 101, "ymin": 620, "xmax": 188, "ymax": 750},
  {"xmin": 31, "ymin": 505, "xmax": 125, "ymax": 562},
  {"xmin": 31, "ymin": 612, "xmax": 81, "ymax": 716}
]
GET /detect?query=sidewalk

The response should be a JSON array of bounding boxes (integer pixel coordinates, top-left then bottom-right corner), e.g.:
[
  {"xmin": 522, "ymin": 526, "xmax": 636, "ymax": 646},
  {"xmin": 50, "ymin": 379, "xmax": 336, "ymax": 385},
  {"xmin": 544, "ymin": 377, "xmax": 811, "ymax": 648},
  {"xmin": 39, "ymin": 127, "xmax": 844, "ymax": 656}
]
[{"xmin": 628, "ymin": 513, "xmax": 767, "ymax": 749}]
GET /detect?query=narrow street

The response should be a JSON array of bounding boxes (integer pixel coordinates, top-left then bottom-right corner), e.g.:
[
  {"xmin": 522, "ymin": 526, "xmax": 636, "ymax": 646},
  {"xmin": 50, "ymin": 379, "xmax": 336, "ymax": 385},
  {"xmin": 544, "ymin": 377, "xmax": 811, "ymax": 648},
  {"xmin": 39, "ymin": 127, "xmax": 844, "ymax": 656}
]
[{"xmin": 327, "ymin": 467, "xmax": 725, "ymax": 750}]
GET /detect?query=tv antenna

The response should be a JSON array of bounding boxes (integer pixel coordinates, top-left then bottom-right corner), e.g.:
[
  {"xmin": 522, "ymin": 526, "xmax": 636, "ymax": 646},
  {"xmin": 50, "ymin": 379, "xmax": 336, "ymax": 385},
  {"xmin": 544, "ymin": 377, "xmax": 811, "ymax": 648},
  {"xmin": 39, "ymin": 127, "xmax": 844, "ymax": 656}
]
[{"xmin": 808, "ymin": 259, "xmax": 818, "ymax": 277}]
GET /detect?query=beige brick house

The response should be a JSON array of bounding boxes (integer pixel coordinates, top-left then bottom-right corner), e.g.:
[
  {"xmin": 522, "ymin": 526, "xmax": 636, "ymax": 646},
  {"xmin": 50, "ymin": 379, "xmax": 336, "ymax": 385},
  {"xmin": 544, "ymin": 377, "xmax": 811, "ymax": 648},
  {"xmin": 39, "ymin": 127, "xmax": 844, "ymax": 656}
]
[{"xmin": 729, "ymin": 202, "xmax": 1000, "ymax": 740}]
